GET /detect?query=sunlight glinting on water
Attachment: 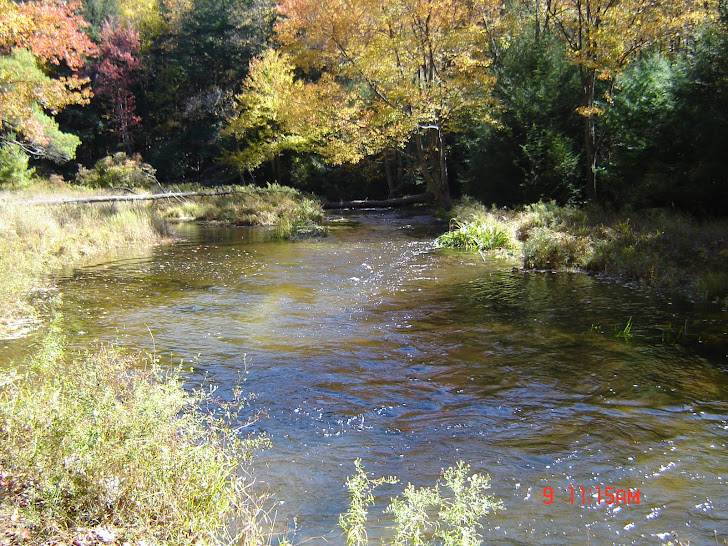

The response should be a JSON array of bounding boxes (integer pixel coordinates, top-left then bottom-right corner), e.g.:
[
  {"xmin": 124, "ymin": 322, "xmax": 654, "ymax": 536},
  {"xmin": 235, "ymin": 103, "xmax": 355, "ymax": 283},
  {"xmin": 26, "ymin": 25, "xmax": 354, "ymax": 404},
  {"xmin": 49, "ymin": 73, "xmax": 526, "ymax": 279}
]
[{"xmin": 34, "ymin": 210, "xmax": 728, "ymax": 545}]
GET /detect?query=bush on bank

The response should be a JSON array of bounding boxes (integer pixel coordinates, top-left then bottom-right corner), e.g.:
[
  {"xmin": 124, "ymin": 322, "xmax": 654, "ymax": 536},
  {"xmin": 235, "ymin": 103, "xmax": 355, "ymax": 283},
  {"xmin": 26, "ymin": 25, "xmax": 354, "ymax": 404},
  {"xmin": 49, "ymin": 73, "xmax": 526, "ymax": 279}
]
[
  {"xmin": 438, "ymin": 198, "xmax": 728, "ymax": 305},
  {"xmin": 0, "ymin": 325, "xmax": 268, "ymax": 545}
]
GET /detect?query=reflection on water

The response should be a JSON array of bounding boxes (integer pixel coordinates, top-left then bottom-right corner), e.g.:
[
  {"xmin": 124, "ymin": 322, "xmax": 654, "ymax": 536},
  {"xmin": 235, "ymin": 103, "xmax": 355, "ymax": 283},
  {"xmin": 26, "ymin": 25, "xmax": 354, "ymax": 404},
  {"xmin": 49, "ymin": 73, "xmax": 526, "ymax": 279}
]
[{"xmin": 6, "ymin": 210, "xmax": 728, "ymax": 544}]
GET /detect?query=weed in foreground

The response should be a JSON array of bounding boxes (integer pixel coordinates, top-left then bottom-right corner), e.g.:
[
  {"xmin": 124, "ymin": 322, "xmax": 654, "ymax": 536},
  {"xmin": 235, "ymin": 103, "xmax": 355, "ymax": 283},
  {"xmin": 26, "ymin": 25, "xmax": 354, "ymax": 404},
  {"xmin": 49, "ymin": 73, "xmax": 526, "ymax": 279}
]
[
  {"xmin": 615, "ymin": 316, "xmax": 634, "ymax": 342},
  {"xmin": 0, "ymin": 323, "xmax": 269, "ymax": 545},
  {"xmin": 340, "ymin": 460, "xmax": 502, "ymax": 546}
]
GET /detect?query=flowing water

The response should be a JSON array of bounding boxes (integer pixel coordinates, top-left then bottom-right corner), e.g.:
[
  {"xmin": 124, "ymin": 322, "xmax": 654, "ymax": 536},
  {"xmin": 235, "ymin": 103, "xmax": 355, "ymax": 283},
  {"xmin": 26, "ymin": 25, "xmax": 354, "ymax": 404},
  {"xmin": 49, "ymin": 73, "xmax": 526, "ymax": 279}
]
[{"xmin": 5, "ymin": 210, "xmax": 727, "ymax": 544}]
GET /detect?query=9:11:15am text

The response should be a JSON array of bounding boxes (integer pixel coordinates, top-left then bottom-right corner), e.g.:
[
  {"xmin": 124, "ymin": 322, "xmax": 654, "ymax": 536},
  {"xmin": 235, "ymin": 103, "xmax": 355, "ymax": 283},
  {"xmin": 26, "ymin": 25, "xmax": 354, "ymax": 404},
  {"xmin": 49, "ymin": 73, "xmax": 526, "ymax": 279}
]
[{"xmin": 543, "ymin": 486, "xmax": 641, "ymax": 505}]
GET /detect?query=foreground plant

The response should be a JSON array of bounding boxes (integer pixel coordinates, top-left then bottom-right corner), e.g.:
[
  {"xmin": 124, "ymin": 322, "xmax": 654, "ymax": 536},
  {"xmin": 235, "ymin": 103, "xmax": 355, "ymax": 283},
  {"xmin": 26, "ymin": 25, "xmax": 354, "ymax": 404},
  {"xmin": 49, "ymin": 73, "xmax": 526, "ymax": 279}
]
[
  {"xmin": 0, "ymin": 324, "xmax": 268, "ymax": 545},
  {"xmin": 340, "ymin": 460, "xmax": 502, "ymax": 546}
]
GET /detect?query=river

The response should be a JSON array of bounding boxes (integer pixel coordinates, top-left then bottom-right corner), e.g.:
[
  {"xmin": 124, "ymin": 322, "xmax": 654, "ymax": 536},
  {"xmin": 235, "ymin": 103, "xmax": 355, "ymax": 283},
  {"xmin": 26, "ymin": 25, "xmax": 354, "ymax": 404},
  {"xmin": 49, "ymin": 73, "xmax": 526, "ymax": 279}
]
[{"xmin": 8, "ymin": 209, "xmax": 728, "ymax": 544}]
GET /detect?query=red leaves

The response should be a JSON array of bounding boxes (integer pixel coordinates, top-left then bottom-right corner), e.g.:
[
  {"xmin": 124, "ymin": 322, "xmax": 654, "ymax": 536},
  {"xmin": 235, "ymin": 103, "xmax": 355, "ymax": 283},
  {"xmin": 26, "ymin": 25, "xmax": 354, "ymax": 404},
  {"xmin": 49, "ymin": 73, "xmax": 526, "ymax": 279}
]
[{"xmin": 91, "ymin": 19, "xmax": 142, "ymax": 146}]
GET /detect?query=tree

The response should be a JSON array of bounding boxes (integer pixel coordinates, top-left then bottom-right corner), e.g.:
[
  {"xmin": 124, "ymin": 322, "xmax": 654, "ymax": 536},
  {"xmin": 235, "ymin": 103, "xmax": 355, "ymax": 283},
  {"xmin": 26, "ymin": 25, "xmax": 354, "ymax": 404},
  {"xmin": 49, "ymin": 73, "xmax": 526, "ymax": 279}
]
[
  {"xmin": 138, "ymin": 0, "xmax": 275, "ymax": 180},
  {"xmin": 91, "ymin": 18, "xmax": 142, "ymax": 152},
  {"xmin": 0, "ymin": 0, "xmax": 95, "ymax": 162},
  {"xmin": 546, "ymin": 0, "xmax": 716, "ymax": 198},
  {"xmin": 456, "ymin": 31, "xmax": 583, "ymax": 205},
  {"xmin": 229, "ymin": 0, "xmax": 499, "ymax": 207}
]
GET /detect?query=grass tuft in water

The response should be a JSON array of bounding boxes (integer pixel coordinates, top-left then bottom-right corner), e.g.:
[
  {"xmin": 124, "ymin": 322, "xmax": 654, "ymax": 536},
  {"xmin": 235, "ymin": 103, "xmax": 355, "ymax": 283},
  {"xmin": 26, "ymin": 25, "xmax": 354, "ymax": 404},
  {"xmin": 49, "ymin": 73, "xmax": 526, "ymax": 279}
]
[
  {"xmin": 615, "ymin": 316, "xmax": 634, "ymax": 342},
  {"xmin": 0, "ymin": 323, "xmax": 269, "ymax": 545}
]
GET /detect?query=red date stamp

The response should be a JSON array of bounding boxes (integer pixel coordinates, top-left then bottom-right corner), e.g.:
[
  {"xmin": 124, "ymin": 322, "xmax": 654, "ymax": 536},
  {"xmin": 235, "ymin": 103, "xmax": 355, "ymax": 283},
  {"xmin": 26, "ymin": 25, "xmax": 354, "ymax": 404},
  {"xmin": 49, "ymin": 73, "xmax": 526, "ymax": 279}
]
[{"xmin": 543, "ymin": 486, "xmax": 641, "ymax": 505}]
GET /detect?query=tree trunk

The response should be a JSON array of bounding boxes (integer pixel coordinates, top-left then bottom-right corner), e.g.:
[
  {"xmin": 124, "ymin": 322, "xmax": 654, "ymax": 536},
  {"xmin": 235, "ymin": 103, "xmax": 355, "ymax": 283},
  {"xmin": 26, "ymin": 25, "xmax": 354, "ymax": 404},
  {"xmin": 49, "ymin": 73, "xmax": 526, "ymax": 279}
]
[
  {"xmin": 414, "ymin": 127, "xmax": 452, "ymax": 210},
  {"xmin": 581, "ymin": 66, "xmax": 598, "ymax": 200},
  {"xmin": 384, "ymin": 150, "xmax": 396, "ymax": 197}
]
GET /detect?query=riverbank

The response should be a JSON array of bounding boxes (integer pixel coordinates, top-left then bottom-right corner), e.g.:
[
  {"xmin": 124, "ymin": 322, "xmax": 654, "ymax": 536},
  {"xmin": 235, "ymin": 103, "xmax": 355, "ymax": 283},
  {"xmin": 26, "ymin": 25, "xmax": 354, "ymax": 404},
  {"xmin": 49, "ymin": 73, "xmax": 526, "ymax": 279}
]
[
  {"xmin": 155, "ymin": 183, "xmax": 326, "ymax": 238},
  {"xmin": 0, "ymin": 323, "xmax": 268, "ymax": 545},
  {"xmin": 0, "ymin": 192, "xmax": 169, "ymax": 339},
  {"xmin": 438, "ymin": 199, "xmax": 728, "ymax": 306},
  {"xmin": 0, "ymin": 181, "xmax": 326, "ymax": 339}
]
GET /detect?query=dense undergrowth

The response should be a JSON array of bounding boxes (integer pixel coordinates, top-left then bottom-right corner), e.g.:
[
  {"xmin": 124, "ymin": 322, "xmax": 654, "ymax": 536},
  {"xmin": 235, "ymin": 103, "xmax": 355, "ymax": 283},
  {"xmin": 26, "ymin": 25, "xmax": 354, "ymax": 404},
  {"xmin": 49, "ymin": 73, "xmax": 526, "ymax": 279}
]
[
  {"xmin": 0, "ymin": 324, "xmax": 269, "ymax": 545},
  {"xmin": 437, "ymin": 198, "xmax": 728, "ymax": 305}
]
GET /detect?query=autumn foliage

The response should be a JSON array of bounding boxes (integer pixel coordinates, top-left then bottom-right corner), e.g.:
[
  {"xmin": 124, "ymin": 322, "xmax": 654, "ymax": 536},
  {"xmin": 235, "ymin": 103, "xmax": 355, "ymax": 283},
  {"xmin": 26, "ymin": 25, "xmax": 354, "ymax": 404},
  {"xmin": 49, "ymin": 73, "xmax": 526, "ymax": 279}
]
[
  {"xmin": 91, "ymin": 18, "xmax": 142, "ymax": 151},
  {"xmin": 0, "ymin": 0, "xmax": 95, "ymax": 161},
  {"xmin": 225, "ymin": 0, "xmax": 500, "ymax": 206}
]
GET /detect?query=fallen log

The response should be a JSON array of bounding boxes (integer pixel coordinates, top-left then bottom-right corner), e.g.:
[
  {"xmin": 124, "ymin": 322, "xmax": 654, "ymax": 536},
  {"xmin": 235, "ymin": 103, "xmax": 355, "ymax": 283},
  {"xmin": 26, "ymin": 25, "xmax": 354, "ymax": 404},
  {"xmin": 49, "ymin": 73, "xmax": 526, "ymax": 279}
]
[
  {"xmin": 323, "ymin": 193, "xmax": 432, "ymax": 209},
  {"xmin": 2, "ymin": 188, "xmax": 239, "ymax": 206}
]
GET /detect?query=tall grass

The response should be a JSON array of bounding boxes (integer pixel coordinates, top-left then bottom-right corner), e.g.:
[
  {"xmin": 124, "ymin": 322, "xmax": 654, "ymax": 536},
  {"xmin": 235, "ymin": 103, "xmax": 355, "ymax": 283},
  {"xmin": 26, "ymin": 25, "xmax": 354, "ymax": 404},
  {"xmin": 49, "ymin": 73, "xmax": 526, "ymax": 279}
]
[
  {"xmin": 0, "ymin": 196, "xmax": 169, "ymax": 337},
  {"xmin": 158, "ymin": 184, "xmax": 326, "ymax": 239},
  {"xmin": 435, "ymin": 200, "xmax": 517, "ymax": 254},
  {"xmin": 438, "ymin": 198, "xmax": 728, "ymax": 304},
  {"xmin": 0, "ymin": 324, "xmax": 269, "ymax": 544}
]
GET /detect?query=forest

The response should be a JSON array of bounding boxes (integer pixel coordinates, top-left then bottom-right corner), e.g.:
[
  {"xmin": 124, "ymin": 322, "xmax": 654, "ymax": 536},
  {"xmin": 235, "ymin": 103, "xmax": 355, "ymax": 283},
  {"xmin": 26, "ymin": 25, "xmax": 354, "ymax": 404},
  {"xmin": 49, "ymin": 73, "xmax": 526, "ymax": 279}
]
[{"xmin": 1, "ymin": 0, "xmax": 727, "ymax": 213}]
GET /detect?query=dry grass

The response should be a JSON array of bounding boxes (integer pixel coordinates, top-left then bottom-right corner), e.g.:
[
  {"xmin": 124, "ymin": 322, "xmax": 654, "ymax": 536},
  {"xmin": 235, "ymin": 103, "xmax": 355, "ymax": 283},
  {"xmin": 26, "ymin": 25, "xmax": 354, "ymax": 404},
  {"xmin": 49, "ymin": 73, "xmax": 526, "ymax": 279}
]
[
  {"xmin": 442, "ymin": 198, "xmax": 728, "ymax": 304},
  {"xmin": 158, "ymin": 184, "xmax": 326, "ymax": 239},
  {"xmin": 0, "ymin": 183, "xmax": 170, "ymax": 338}
]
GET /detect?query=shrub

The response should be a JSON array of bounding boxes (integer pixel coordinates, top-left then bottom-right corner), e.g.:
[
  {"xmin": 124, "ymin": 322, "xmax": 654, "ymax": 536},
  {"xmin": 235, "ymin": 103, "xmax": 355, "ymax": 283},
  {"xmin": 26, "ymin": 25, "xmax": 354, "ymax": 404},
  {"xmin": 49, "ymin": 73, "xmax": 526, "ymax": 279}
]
[
  {"xmin": 522, "ymin": 227, "xmax": 592, "ymax": 269},
  {"xmin": 339, "ymin": 460, "xmax": 502, "ymax": 546},
  {"xmin": 0, "ymin": 325, "xmax": 268, "ymax": 544},
  {"xmin": 76, "ymin": 152, "xmax": 157, "ymax": 189},
  {"xmin": 0, "ymin": 140, "xmax": 35, "ymax": 188}
]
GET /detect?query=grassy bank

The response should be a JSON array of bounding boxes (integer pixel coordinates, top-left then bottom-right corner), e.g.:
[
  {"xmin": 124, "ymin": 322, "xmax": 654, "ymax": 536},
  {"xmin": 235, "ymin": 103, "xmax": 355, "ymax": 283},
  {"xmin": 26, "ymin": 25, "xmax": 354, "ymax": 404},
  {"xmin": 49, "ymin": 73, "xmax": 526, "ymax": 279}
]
[
  {"xmin": 0, "ymin": 181, "xmax": 327, "ymax": 338},
  {"xmin": 0, "ymin": 325, "xmax": 268, "ymax": 545},
  {"xmin": 157, "ymin": 184, "xmax": 327, "ymax": 239},
  {"xmin": 0, "ymin": 186, "xmax": 170, "ymax": 338},
  {"xmin": 437, "ymin": 199, "xmax": 728, "ymax": 305}
]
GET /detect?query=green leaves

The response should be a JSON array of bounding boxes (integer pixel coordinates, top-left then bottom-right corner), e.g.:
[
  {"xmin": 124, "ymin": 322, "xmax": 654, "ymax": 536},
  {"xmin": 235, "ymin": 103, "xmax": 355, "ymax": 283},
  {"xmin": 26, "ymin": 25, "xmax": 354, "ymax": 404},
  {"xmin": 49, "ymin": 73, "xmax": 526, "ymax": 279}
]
[{"xmin": 340, "ymin": 460, "xmax": 502, "ymax": 546}]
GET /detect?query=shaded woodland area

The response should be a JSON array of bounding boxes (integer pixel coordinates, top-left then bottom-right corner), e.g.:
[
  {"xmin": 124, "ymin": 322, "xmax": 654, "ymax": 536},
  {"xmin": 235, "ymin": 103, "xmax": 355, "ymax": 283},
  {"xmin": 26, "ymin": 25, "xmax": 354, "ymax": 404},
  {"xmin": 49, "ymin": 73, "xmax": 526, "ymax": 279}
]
[{"xmin": 1, "ymin": 0, "xmax": 727, "ymax": 212}]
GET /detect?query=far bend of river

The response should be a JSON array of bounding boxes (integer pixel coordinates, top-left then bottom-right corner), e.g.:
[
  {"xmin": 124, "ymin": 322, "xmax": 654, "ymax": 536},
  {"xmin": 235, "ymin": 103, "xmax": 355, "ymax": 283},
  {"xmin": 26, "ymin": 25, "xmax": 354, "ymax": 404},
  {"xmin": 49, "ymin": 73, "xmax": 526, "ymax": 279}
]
[{"xmin": 6, "ymin": 209, "xmax": 728, "ymax": 544}]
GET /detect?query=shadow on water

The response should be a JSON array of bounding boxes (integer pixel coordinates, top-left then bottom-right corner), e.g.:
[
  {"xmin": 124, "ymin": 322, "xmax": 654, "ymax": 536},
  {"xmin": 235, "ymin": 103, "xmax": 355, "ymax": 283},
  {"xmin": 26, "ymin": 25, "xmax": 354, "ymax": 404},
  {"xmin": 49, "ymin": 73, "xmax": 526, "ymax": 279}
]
[{"xmin": 6, "ymin": 209, "xmax": 727, "ymax": 544}]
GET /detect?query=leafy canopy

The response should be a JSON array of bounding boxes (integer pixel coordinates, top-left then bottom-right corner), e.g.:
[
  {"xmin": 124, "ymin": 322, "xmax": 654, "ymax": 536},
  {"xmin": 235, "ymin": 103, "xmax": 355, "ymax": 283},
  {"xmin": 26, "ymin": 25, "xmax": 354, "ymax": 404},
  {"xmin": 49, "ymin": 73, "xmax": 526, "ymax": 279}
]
[{"xmin": 0, "ymin": 0, "xmax": 95, "ymax": 162}]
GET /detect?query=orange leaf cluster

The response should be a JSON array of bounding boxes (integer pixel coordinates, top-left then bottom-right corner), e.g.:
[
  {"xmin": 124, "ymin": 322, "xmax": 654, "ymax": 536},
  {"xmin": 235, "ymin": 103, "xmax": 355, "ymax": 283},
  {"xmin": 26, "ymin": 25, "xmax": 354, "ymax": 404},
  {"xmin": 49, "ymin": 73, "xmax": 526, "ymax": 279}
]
[{"xmin": 0, "ymin": 0, "xmax": 96, "ymax": 68}]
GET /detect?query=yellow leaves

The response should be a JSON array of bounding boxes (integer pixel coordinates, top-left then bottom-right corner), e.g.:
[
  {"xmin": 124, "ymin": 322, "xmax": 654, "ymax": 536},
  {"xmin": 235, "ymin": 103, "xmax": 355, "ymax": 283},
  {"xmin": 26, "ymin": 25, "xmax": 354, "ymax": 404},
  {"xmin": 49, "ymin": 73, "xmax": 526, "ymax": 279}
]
[
  {"xmin": 271, "ymin": 0, "xmax": 498, "ymax": 151},
  {"xmin": 576, "ymin": 105, "xmax": 605, "ymax": 118},
  {"xmin": 0, "ymin": 48, "xmax": 87, "ymax": 157},
  {"xmin": 0, "ymin": 0, "xmax": 35, "ymax": 53},
  {"xmin": 550, "ymin": 0, "xmax": 716, "ymax": 78},
  {"xmin": 117, "ymin": 0, "xmax": 166, "ymax": 40}
]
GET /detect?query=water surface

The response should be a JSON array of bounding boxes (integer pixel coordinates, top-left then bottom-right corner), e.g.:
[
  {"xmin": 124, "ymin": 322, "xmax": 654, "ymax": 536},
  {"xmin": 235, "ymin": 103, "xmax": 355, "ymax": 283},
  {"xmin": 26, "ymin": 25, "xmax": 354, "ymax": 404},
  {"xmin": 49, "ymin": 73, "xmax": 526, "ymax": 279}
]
[{"xmin": 16, "ymin": 210, "xmax": 728, "ymax": 544}]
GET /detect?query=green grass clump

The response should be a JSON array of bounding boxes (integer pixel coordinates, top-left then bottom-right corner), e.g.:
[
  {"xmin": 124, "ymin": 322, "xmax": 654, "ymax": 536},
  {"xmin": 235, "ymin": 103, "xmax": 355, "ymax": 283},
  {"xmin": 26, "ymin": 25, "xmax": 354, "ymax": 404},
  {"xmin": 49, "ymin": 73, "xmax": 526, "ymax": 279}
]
[
  {"xmin": 0, "ymin": 325, "xmax": 268, "ymax": 545},
  {"xmin": 436, "ymin": 218, "xmax": 515, "ymax": 252}
]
